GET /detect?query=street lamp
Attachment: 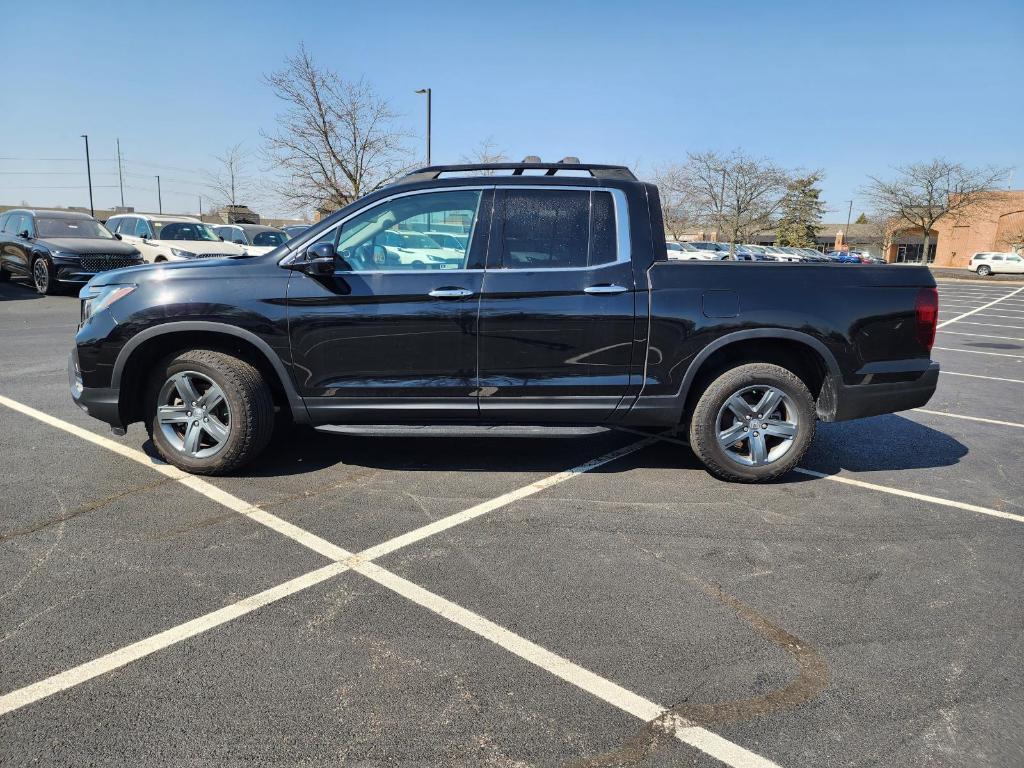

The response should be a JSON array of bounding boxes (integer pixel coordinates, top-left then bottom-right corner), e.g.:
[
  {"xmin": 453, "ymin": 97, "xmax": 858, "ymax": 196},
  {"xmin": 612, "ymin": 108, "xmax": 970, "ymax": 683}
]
[
  {"xmin": 80, "ymin": 134, "xmax": 94, "ymax": 217},
  {"xmin": 156, "ymin": 175, "xmax": 163, "ymax": 214},
  {"xmin": 415, "ymin": 88, "xmax": 431, "ymax": 165}
]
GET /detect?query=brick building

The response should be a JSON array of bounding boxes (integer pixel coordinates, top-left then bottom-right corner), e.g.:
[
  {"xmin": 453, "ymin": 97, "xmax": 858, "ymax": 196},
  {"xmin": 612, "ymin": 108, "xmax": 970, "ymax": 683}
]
[{"xmin": 932, "ymin": 190, "xmax": 1024, "ymax": 267}]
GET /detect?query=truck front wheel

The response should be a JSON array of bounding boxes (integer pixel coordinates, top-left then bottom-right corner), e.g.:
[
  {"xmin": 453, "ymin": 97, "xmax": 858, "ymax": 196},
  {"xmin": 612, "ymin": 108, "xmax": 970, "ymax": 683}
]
[
  {"xmin": 146, "ymin": 349, "xmax": 274, "ymax": 475},
  {"xmin": 689, "ymin": 363, "xmax": 816, "ymax": 483}
]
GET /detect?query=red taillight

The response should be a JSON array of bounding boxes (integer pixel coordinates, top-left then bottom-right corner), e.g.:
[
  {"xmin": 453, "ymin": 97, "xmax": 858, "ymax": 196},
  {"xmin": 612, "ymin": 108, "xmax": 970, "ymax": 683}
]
[{"xmin": 916, "ymin": 287, "xmax": 938, "ymax": 350}]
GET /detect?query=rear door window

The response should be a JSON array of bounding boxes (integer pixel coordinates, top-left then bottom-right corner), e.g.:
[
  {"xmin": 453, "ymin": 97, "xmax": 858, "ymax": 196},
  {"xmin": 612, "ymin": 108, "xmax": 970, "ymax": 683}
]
[{"xmin": 497, "ymin": 189, "xmax": 617, "ymax": 269}]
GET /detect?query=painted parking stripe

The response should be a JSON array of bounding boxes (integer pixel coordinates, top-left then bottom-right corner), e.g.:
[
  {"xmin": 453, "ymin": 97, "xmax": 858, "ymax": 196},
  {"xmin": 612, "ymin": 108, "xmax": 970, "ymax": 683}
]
[
  {"xmin": 0, "ymin": 398, "xmax": 778, "ymax": 768},
  {"xmin": 936, "ymin": 286, "xmax": 1024, "ymax": 329},
  {"xmin": 353, "ymin": 559, "xmax": 781, "ymax": 768},
  {"xmin": 0, "ymin": 562, "xmax": 351, "ymax": 716},
  {"xmin": 614, "ymin": 428, "xmax": 1024, "ymax": 525},
  {"xmin": 932, "ymin": 346, "xmax": 1024, "ymax": 360},
  {"xmin": 956, "ymin": 321, "xmax": 1024, "ymax": 330},
  {"xmin": 938, "ymin": 330, "xmax": 1024, "ymax": 342},
  {"xmin": 912, "ymin": 408, "xmax": 1024, "ymax": 429},
  {"xmin": 941, "ymin": 371, "xmax": 1024, "ymax": 385}
]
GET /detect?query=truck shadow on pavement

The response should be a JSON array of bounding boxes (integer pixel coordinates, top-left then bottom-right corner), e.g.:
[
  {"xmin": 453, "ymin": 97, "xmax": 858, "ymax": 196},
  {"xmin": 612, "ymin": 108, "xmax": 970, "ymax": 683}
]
[
  {"xmin": 233, "ymin": 426, "xmax": 703, "ymax": 478},
  {"xmin": 217, "ymin": 414, "xmax": 964, "ymax": 480},
  {"xmin": 796, "ymin": 413, "xmax": 968, "ymax": 475}
]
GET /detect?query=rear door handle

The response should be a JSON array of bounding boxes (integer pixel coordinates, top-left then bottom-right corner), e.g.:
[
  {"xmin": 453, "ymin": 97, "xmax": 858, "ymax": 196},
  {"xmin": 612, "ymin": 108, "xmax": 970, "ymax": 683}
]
[
  {"xmin": 583, "ymin": 284, "xmax": 628, "ymax": 295},
  {"xmin": 428, "ymin": 287, "xmax": 474, "ymax": 298}
]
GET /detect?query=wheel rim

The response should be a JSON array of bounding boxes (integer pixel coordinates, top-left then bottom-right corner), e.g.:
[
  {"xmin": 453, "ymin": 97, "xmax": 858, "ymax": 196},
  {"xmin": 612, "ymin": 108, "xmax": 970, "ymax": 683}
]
[
  {"xmin": 715, "ymin": 385, "xmax": 799, "ymax": 467},
  {"xmin": 33, "ymin": 260, "xmax": 48, "ymax": 292},
  {"xmin": 157, "ymin": 371, "xmax": 231, "ymax": 459}
]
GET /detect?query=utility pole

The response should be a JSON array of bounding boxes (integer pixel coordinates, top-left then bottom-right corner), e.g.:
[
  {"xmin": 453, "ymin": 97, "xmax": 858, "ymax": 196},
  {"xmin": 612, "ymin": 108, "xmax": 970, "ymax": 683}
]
[
  {"xmin": 844, "ymin": 200, "xmax": 853, "ymax": 251},
  {"xmin": 198, "ymin": 196, "xmax": 203, "ymax": 221},
  {"xmin": 415, "ymin": 88, "xmax": 432, "ymax": 164},
  {"xmin": 116, "ymin": 139, "xmax": 125, "ymax": 208},
  {"xmin": 156, "ymin": 175, "xmax": 163, "ymax": 214},
  {"xmin": 80, "ymin": 134, "xmax": 94, "ymax": 217}
]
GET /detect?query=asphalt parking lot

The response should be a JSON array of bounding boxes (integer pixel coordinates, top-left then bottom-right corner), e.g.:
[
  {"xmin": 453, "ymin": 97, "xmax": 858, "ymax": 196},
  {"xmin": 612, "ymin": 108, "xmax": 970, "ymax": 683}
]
[{"xmin": 1, "ymin": 276, "xmax": 1022, "ymax": 767}]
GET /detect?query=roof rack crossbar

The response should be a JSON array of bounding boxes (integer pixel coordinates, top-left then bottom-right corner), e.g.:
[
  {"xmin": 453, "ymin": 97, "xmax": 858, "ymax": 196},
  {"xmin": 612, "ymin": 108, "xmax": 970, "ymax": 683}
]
[{"xmin": 401, "ymin": 162, "xmax": 637, "ymax": 183}]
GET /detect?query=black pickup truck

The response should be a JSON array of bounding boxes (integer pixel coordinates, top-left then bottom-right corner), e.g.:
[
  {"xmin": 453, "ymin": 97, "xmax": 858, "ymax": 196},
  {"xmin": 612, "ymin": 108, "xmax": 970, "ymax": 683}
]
[{"xmin": 70, "ymin": 161, "xmax": 939, "ymax": 482}]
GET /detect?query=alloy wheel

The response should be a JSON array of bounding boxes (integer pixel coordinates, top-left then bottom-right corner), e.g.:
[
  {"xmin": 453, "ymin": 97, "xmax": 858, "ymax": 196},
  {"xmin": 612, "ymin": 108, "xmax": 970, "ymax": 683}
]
[
  {"xmin": 33, "ymin": 259, "xmax": 49, "ymax": 293},
  {"xmin": 715, "ymin": 385, "xmax": 799, "ymax": 467},
  {"xmin": 156, "ymin": 371, "xmax": 231, "ymax": 458}
]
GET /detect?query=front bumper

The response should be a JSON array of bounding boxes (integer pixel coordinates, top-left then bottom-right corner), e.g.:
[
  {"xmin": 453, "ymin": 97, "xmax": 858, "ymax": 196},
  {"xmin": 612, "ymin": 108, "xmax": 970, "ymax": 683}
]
[
  {"xmin": 69, "ymin": 350, "xmax": 124, "ymax": 431},
  {"xmin": 821, "ymin": 360, "xmax": 940, "ymax": 422}
]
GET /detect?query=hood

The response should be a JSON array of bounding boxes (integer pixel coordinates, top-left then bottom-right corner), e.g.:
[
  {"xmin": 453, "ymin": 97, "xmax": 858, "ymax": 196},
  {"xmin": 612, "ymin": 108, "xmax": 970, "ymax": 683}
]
[
  {"xmin": 157, "ymin": 239, "xmax": 247, "ymax": 256},
  {"xmin": 87, "ymin": 252, "xmax": 259, "ymax": 288},
  {"xmin": 43, "ymin": 237, "xmax": 141, "ymax": 256}
]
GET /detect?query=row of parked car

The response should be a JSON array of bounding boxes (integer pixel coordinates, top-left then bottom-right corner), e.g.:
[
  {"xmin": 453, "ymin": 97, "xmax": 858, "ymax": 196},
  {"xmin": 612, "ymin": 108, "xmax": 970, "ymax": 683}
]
[
  {"xmin": 0, "ymin": 208, "xmax": 316, "ymax": 295},
  {"xmin": 666, "ymin": 241, "xmax": 884, "ymax": 264}
]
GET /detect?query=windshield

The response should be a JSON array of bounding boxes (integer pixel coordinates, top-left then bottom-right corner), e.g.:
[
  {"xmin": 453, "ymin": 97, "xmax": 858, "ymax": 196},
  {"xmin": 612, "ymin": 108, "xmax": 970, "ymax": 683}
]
[
  {"xmin": 252, "ymin": 230, "xmax": 288, "ymax": 247},
  {"xmin": 36, "ymin": 218, "xmax": 113, "ymax": 239},
  {"xmin": 153, "ymin": 221, "xmax": 220, "ymax": 241}
]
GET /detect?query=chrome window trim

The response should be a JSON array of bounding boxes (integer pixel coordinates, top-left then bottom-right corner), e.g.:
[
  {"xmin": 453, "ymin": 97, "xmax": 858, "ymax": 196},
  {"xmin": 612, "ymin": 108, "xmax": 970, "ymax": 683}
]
[{"xmin": 278, "ymin": 183, "xmax": 630, "ymax": 275}]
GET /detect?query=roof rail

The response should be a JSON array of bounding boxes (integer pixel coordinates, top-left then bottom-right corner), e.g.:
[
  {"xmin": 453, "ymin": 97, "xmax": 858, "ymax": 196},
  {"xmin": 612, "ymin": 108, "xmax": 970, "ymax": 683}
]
[{"xmin": 401, "ymin": 160, "xmax": 637, "ymax": 183}]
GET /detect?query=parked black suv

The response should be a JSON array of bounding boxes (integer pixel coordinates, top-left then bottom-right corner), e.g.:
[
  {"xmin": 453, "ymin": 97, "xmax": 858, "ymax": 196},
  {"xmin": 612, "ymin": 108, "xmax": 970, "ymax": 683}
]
[
  {"xmin": 70, "ymin": 161, "xmax": 939, "ymax": 482},
  {"xmin": 0, "ymin": 209, "xmax": 144, "ymax": 295}
]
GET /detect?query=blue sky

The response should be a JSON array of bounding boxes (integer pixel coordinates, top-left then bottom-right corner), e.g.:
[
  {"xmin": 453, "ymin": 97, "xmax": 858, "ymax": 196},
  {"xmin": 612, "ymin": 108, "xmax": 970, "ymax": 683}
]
[{"xmin": 2, "ymin": 0, "xmax": 1021, "ymax": 219}]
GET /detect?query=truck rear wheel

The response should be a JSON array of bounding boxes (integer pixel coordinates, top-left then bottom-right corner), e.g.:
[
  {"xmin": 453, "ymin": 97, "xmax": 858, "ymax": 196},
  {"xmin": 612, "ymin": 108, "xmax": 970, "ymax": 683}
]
[
  {"xmin": 689, "ymin": 363, "xmax": 816, "ymax": 483},
  {"xmin": 146, "ymin": 349, "xmax": 274, "ymax": 475}
]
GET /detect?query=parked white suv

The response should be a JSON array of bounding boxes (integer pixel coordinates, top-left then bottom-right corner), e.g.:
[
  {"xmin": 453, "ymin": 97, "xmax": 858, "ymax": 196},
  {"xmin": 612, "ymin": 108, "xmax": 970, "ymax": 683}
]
[
  {"xmin": 212, "ymin": 224, "xmax": 290, "ymax": 256},
  {"xmin": 970, "ymin": 251, "xmax": 1024, "ymax": 276},
  {"xmin": 105, "ymin": 214, "xmax": 246, "ymax": 262}
]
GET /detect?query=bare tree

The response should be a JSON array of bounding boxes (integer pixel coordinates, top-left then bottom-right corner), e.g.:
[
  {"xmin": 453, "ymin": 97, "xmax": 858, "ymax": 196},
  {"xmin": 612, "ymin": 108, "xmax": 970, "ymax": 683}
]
[
  {"xmin": 204, "ymin": 142, "xmax": 251, "ymax": 210},
  {"xmin": 652, "ymin": 164, "xmax": 699, "ymax": 241},
  {"xmin": 460, "ymin": 138, "xmax": 508, "ymax": 166},
  {"xmin": 681, "ymin": 150, "xmax": 790, "ymax": 253},
  {"xmin": 262, "ymin": 44, "xmax": 412, "ymax": 214},
  {"xmin": 861, "ymin": 159, "xmax": 1009, "ymax": 263},
  {"xmin": 862, "ymin": 210, "xmax": 907, "ymax": 262}
]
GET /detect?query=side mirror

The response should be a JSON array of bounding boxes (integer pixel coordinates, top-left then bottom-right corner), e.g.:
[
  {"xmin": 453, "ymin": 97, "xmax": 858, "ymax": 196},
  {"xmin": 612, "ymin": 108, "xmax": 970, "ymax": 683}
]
[
  {"xmin": 285, "ymin": 242, "xmax": 336, "ymax": 275},
  {"xmin": 114, "ymin": 233, "xmax": 123, "ymax": 240},
  {"xmin": 219, "ymin": 236, "xmax": 225, "ymax": 242},
  {"xmin": 18, "ymin": 230, "xmax": 30, "ymax": 240}
]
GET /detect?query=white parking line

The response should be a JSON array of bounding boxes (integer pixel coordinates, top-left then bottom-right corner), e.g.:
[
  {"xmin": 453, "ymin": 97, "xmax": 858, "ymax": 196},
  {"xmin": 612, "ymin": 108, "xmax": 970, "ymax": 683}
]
[
  {"xmin": 960, "ymin": 312, "xmax": 1024, "ymax": 320},
  {"xmin": 0, "ymin": 562, "xmax": 351, "ymax": 716},
  {"xmin": 932, "ymin": 346, "xmax": 1024, "ymax": 360},
  {"xmin": 614, "ymin": 428, "xmax": 1024, "ymax": 525},
  {"xmin": 354, "ymin": 559, "xmax": 780, "ymax": 768},
  {"xmin": 0, "ymin": 396, "xmax": 775, "ymax": 767},
  {"xmin": 941, "ymin": 371, "xmax": 1024, "ymax": 384},
  {"xmin": 936, "ymin": 286, "xmax": 1024, "ymax": 329},
  {"xmin": 938, "ymin": 330, "xmax": 1024, "ymax": 342},
  {"xmin": 956, "ymin": 321, "xmax": 1024, "ymax": 330},
  {"xmin": 912, "ymin": 408, "xmax": 1024, "ymax": 429}
]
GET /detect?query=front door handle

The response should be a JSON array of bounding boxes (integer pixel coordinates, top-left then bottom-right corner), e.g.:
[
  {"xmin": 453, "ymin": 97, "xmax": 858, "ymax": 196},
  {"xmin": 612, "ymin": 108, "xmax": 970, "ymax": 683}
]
[
  {"xmin": 428, "ymin": 287, "xmax": 474, "ymax": 298},
  {"xmin": 583, "ymin": 284, "xmax": 628, "ymax": 295}
]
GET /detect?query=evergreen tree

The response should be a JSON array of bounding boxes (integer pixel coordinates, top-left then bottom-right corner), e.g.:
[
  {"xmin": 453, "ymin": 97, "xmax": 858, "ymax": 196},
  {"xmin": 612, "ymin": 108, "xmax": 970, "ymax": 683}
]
[
  {"xmin": 855, "ymin": 212, "xmax": 868, "ymax": 224},
  {"xmin": 775, "ymin": 173, "xmax": 826, "ymax": 247}
]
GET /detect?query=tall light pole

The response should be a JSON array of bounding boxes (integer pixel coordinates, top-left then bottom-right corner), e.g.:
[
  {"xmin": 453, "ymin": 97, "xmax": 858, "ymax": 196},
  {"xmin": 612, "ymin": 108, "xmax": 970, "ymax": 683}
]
[
  {"xmin": 116, "ymin": 138, "xmax": 125, "ymax": 208},
  {"xmin": 844, "ymin": 200, "xmax": 853, "ymax": 251},
  {"xmin": 415, "ymin": 88, "xmax": 431, "ymax": 165},
  {"xmin": 80, "ymin": 134, "xmax": 94, "ymax": 217},
  {"xmin": 156, "ymin": 175, "xmax": 163, "ymax": 214}
]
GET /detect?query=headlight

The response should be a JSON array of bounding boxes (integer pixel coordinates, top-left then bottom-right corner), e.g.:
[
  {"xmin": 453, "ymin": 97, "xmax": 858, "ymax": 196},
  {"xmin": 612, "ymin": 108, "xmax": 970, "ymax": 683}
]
[
  {"xmin": 80, "ymin": 283, "xmax": 136, "ymax": 321},
  {"xmin": 170, "ymin": 247, "xmax": 196, "ymax": 259}
]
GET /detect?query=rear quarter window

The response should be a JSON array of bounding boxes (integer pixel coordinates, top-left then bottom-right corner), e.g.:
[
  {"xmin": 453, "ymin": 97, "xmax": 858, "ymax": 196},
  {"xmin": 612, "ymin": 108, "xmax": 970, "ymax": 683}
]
[{"xmin": 499, "ymin": 189, "xmax": 617, "ymax": 269}]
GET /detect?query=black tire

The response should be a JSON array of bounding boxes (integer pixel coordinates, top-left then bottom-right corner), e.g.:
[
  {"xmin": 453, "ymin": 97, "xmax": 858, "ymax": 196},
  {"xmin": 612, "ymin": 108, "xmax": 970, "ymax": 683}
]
[
  {"xmin": 976, "ymin": 265, "xmax": 992, "ymax": 277},
  {"xmin": 689, "ymin": 362, "xmax": 816, "ymax": 483},
  {"xmin": 32, "ymin": 256, "xmax": 59, "ymax": 295},
  {"xmin": 146, "ymin": 349, "xmax": 274, "ymax": 475}
]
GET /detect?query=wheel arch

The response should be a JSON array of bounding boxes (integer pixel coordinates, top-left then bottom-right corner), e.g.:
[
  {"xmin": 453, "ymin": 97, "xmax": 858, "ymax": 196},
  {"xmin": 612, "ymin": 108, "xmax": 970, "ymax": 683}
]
[
  {"xmin": 113, "ymin": 322, "xmax": 309, "ymax": 427},
  {"xmin": 676, "ymin": 329, "xmax": 842, "ymax": 423}
]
